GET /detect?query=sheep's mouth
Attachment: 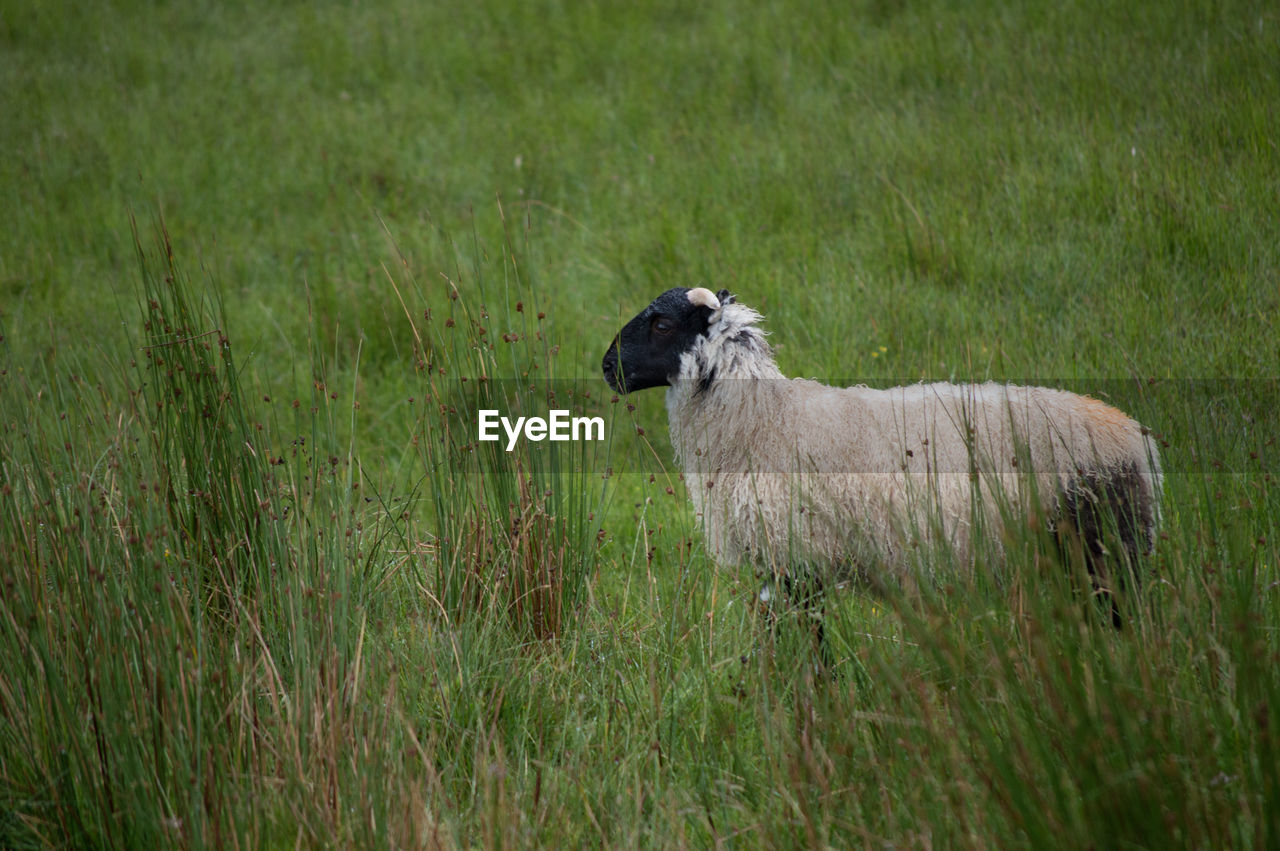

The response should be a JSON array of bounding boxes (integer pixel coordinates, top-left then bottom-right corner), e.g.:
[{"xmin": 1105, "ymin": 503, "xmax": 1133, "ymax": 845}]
[{"xmin": 602, "ymin": 340, "xmax": 625, "ymax": 392}]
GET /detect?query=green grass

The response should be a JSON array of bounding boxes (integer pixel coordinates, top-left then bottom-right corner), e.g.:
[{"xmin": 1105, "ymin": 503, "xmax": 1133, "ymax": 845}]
[{"xmin": 2, "ymin": 0, "xmax": 1278, "ymax": 846}]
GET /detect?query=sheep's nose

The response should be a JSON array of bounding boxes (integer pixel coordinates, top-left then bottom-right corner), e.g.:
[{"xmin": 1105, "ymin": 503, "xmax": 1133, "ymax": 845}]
[{"xmin": 602, "ymin": 339, "xmax": 622, "ymax": 390}]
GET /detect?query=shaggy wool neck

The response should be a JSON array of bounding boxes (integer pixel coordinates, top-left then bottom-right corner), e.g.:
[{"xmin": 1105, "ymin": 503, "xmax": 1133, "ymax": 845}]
[
  {"xmin": 665, "ymin": 303, "xmax": 785, "ymax": 471},
  {"xmin": 673, "ymin": 302, "xmax": 782, "ymax": 388}
]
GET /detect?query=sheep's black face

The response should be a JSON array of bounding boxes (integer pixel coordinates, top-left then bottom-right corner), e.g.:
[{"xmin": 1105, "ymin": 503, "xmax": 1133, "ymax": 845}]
[{"xmin": 602, "ymin": 287, "xmax": 716, "ymax": 393}]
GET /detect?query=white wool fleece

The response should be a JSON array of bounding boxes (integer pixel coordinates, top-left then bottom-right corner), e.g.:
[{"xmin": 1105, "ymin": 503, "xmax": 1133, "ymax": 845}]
[{"xmin": 664, "ymin": 302, "xmax": 1163, "ymax": 583}]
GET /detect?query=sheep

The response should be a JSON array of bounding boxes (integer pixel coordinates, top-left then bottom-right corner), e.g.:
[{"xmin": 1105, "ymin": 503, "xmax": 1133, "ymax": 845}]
[{"xmin": 601, "ymin": 286, "xmax": 1163, "ymax": 641}]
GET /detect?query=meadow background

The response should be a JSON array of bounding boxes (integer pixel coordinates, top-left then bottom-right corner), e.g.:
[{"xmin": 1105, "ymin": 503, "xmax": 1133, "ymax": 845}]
[{"xmin": 2, "ymin": 0, "xmax": 1278, "ymax": 847}]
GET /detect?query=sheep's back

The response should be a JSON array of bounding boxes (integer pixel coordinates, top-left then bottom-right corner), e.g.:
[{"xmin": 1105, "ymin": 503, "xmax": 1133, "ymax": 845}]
[
  {"xmin": 855, "ymin": 382, "xmax": 1154, "ymax": 478},
  {"xmin": 678, "ymin": 379, "xmax": 1160, "ymax": 576}
]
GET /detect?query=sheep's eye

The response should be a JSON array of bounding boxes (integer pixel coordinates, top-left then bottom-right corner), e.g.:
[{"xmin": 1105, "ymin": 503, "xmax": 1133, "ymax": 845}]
[{"xmin": 651, "ymin": 317, "xmax": 674, "ymax": 336}]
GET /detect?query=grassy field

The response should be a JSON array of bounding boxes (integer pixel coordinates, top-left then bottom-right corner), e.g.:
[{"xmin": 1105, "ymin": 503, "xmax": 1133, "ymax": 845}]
[{"xmin": 2, "ymin": 0, "xmax": 1278, "ymax": 846}]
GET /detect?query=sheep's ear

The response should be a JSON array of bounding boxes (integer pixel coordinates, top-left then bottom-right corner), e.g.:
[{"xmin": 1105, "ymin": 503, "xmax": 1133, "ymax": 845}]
[{"xmin": 716, "ymin": 289, "xmax": 735, "ymax": 306}]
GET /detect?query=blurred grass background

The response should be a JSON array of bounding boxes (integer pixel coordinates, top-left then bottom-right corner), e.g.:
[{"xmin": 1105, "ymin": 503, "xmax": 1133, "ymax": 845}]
[{"xmin": 2, "ymin": 0, "xmax": 1278, "ymax": 847}]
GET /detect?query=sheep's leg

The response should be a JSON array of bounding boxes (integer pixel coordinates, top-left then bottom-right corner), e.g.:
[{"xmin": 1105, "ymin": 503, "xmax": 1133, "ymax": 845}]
[
  {"xmin": 782, "ymin": 574, "xmax": 832, "ymax": 669},
  {"xmin": 757, "ymin": 581, "xmax": 780, "ymax": 628},
  {"xmin": 1059, "ymin": 465, "xmax": 1150, "ymax": 629},
  {"xmin": 1058, "ymin": 497, "xmax": 1123, "ymax": 628},
  {"xmin": 757, "ymin": 574, "xmax": 833, "ymax": 669},
  {"xmin": 756, "ymin": 580, "xmax": 789, "ymax": 646}
]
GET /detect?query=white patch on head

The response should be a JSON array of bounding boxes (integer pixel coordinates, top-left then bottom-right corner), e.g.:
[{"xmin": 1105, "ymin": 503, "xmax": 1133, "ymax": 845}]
[{"xmin": 686, "ymin": 287, "xmax": 721, "ymax": 310}]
